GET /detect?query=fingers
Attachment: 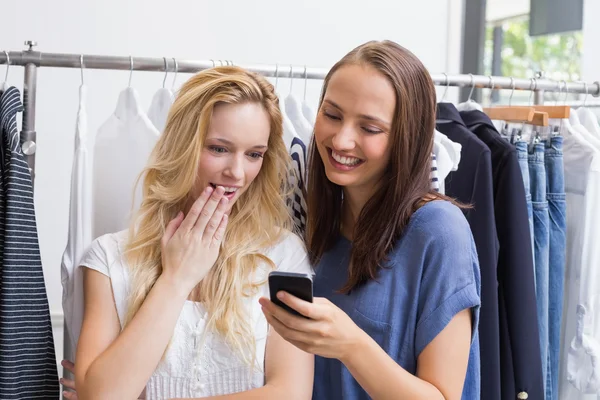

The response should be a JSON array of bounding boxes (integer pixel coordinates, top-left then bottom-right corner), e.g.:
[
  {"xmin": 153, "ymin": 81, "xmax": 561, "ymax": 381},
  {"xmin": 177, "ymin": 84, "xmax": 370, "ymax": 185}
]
[
  {"xmin": 259, "ymin": 297, "xmax": 315, "ymax": 331},
  {"xmin": 263, "ymin": 306, "xmax": 309, "ymax": 344},
  {"xmin": 179, "ymin": 186, "xmax": 215, "ymax": 232},
  {"xmin": 275, "ymin": 291, "xmax": 320, "ymax": 319},
  {"xmin": 61, "ymin": 359, "xmax": 75, "ymax": 374},
  {"xmin": 161, "ymin": 211, "xmax": 184, "ymax": 248},
  {"xmin": 60, "ymin": 377, "xmax": 76, "ymax": 390},
  {"xmin": 63, "ymin": 390, "xmax": 78, "ymax": 400},
  {"xmin": 201, "ymin": 196, "xmax": 229, "ymax": 241},
  {"xmin": 210, "ymin": 214, "xmax": 228, "ymax": 249},
  {"xmin": 192, "ymin": 186, "xmax": 225, "ymax": 236}
]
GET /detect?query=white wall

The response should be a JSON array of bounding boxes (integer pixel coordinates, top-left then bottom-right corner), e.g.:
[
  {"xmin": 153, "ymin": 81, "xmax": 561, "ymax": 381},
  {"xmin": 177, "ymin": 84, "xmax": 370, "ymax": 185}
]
[
  {"xmin": 582, "ymin": 0, "xmax": 599, "ymax": 84},
  {"xmin": 0, "ymin": 0, "xmax": 464, "ymax": 369}
]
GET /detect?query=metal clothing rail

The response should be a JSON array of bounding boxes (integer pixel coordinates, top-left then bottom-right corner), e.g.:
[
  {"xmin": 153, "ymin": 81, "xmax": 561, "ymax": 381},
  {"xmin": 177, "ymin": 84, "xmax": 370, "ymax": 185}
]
[{"xmin": 2, "ymin": 41, "xmax": 600, "ymax": 177}]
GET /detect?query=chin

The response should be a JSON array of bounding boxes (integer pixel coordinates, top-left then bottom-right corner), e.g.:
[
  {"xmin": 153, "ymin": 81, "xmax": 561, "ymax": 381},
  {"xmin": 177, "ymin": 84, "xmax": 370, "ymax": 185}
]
[{"xmin": 324, "ymin": 170, "xmax": 357, "ymax": 187}]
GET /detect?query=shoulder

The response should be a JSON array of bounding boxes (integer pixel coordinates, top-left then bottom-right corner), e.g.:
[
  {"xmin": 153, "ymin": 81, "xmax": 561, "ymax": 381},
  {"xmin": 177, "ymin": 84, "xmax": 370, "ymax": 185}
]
[
  {"xmin": 79, "ymin": 229, "xmax": 129, "ymax": 277},
  {"xmin": 408, "ymin": 200, "xmax": 471, "ymax": 242}
]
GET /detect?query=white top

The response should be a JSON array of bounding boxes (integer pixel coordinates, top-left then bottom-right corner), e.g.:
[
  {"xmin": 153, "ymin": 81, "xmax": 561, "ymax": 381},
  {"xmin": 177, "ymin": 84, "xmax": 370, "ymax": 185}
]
[
  {"xmin": 433, "ymin": 130, "xmax": 461, "ymax": 194},
  {"xmin": 61, "ymin": 84, "xmax": 93, "ymax": 361},
  {"xmin": 78, "ymin": 229, "xmax": 313, "ymax": 400},
  {"xmin": 92, "ymin": 87, "xmax": 159, "ymax": 239},
  {"xmin": 558, "ymin": 115, "xmax": 600, "ymax": 399},
  {"xmin": 147, "ymin": 88, "xmax": 174, "ymax": 134}
]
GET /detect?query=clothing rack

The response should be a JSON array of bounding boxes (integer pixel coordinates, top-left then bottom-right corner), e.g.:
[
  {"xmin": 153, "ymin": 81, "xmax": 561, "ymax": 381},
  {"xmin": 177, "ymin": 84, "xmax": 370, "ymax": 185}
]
[{"xmin": 2, "ymin": 40, "xmax": 600, "ymax": 177}]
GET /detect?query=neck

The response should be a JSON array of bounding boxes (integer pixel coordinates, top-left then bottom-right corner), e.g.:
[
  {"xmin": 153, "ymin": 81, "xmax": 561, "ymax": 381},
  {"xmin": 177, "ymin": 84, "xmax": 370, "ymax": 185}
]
[{"xmin": 341, "ymin": 186, "xmax": 373, "ymax": 240}]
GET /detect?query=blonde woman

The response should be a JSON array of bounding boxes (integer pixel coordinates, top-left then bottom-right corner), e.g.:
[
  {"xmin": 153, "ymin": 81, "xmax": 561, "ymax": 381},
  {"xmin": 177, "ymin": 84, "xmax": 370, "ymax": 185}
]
[{"xmin": 72, "ymin": 66, "xmax": 314, "ymax": 399}]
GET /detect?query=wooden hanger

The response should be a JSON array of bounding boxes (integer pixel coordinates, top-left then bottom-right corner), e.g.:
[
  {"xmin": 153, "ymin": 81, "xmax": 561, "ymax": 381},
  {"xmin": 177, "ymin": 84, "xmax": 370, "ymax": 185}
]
[
  {"xmin": 530, "ymin": 111, "xmax": 549, "ymax": 126},
  {"xmin": 513, "ymin": 105, "xmax": 570, "ymax": 119},
  {"xmin": 483, "ymin": 106, "xmax": 535, "ymax": 122}
]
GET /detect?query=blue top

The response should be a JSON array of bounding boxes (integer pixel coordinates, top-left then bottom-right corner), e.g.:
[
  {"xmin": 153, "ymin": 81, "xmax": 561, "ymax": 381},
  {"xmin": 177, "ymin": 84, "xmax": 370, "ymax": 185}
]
[{"xmin": 312, "ymin": 200, "xmax": 481, "ymax": 400}]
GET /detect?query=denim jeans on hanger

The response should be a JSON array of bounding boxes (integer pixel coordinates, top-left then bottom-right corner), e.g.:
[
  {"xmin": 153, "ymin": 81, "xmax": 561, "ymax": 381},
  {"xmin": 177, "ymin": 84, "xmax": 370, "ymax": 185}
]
[
  {"xmin": 544, "ymin": 135, "xmax": 566, "ymax": 400},
  {"xmin": 529, "ymin": 141, "xmax": 550, "ymax": 398},
  {"xmin": 515, "ymin": 140, "xmax": 535, "ymax": 262}
]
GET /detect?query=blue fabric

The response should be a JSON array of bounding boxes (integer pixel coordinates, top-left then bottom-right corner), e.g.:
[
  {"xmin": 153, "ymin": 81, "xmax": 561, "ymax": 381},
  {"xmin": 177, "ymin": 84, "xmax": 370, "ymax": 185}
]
[
  {"xmin": 544, "ymin": 135, "xmax": 566, "ymax": 400},
  {"xmin": 515, "ymin": 140, "xmax": 534, "ymax": 264},
  {"xmin": 529, "ymin": 142, "xmax": 550, "ymax": 398},
  {"xmin": 312, "ymin": 200, "xmax": 481, "ymax": 400},
  {"xmin": 457, "ymin": 109, "xmax": 542, "ymax": 400}
]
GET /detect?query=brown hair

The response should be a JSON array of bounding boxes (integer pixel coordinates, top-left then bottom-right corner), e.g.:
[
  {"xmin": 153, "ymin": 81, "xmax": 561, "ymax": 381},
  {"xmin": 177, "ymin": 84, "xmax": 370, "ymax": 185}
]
[{"xmin": 306, "ymin": 40, "xmax": 454, "ymax": 293}]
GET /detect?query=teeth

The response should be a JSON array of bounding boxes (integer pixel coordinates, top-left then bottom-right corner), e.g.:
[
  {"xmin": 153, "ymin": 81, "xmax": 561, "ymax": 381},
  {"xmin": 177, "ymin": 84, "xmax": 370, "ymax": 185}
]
[
  {"xmin": 331, "ymin": 150, "xmax": 361, "ymax": 166},
  {"xmin": 212, "ymin": 185, "xmax": 238, "ymax": 193}
]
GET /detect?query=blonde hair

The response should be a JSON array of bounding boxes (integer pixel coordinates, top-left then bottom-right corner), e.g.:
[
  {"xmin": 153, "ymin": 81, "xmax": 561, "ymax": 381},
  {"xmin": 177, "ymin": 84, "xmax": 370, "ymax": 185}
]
[{"xmin": 124, "ymin": 65, "xmax": 293, "ymax": 367}]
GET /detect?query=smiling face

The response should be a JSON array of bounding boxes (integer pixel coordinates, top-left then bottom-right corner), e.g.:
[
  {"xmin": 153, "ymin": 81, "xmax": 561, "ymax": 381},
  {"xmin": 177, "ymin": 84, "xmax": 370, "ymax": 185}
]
[
  {"xmin": 194, "ymin": 101, "xmax": 271, "ymax": 212},
  {"xmin": 313, "ymin": 63, "xmax": 396, "ymax": 197}
]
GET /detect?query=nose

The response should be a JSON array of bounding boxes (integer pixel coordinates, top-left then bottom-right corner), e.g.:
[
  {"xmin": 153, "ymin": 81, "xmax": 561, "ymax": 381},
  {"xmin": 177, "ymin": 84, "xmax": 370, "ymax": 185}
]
[
  {"xmin": 331, "ymin": 124, "xmax": 357, "ymax": 152},
  {"xmin": 223, "ymin": 154, "xmax": 245, "ymax": 181}
]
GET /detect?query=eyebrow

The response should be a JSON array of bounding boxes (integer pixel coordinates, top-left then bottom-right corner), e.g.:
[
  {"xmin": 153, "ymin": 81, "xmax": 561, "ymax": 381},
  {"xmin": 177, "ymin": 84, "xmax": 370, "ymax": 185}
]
[
  {"xmin": 211, "ymin": 137, "xmax": 268, "ymax": 149},
  {"xmin": 323, "ymin": 99, "xmax": 391, "ymax": 126}
]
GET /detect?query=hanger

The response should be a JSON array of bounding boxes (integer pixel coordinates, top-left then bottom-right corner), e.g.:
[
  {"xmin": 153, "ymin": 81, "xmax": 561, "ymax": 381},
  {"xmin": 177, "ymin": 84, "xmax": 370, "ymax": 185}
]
[
  {"xmin": 483, "ymin": 77, "xmax": 549, "ymax": 126},
  {"xmin": 301, "ymin": 65, "xmax": 316, "ymax": 125},
  {"xmin": 456, "ymin": 74, "xmax": 483, "ymax": 111},
  {"xmin": 1, "ymin": 50, "xmax": 10, "ymax": 92},
  {"xmin": 171, "ymin": 58, "xmax": 178, "ymax": 91},
  {"xmin": 285, "ymin": 65, "xmax": 312, "ymax": 143},
  {"xmin": 440, "ymin": 73, "xmax": 449, "ymax": 102}
]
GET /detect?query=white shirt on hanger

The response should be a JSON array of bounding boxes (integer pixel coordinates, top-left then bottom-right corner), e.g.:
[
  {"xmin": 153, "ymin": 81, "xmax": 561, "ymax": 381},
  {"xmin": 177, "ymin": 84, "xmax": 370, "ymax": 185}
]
[
  {"xmin": 285, "ymin": 94, "xmax": 312, "ymax": 144},
  {"xmin": 556, "ymin": 113, "xmax": 600, "ymax": 399},
  {"xmin": 433, "ymin": 130, "xmax": 461, "ymax": 194},
  {"xmin": 280, "ymin": 97, "xmax": 299, "ymax": 150},
  {"xmin": 147, "ymin": 87, "xmax": 174, "ymax": 134},
  {"xmin": 92, "ymin": 87, "xmax": 159, "ymax": 239},
  {"xmin": 61, "ymin": 84, "xmax": 93, "ymax": 362}
]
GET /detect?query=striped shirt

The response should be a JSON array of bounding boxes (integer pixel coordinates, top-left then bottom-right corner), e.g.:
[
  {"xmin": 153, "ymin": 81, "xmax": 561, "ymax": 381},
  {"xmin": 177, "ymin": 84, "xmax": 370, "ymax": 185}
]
[{"xmin": 0, "ymin": 87, "xmax": 59, "ymax": 399}]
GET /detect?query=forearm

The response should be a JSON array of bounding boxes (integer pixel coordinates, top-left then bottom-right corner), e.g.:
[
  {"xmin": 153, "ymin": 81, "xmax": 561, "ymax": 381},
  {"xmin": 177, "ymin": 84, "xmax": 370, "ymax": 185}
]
[
  {"xmin": 341, "ymin": 332, "xmax": 444, "ymax": 400},
  {"xmin": 79, "ymin": 276, "xmax": 189, "ymax": 399},
  {"xmin": 172, "ymin": 384, "xmax": 294, "ymax": 400}
]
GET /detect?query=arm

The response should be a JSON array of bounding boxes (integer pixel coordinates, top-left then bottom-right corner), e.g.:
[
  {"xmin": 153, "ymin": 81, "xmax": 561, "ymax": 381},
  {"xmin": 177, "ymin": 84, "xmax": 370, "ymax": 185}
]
[
  {"xmin": 173, "ymin": 326, "xmax": 314, "ymax": 400},
  {"xmin": 76, "ymin": 185, "xmax": 230, "ymax": 399},
  {"xmin": 75, "ymin": 268, "xmax": 189, "ymax": 399},
  {"xmin": 342, "ymin": 309, "xmax": 473, "ymax": 400}
]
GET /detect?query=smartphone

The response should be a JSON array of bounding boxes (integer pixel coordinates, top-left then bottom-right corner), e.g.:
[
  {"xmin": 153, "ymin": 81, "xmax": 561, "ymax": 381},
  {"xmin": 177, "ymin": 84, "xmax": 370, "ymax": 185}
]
[{"xmin": 268, "ymin": 271, "xmax": 314, "ymax": 318}]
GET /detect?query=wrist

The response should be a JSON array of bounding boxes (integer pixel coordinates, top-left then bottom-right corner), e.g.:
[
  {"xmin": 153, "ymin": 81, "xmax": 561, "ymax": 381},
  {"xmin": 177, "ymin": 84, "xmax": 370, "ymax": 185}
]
[
  {"xmin": 156, "ymin": 272, "xmax": 193, "ymax": 300},
  {"xmin": 340, "ymin": 326, "xmax": 373, "ymax": 366}
]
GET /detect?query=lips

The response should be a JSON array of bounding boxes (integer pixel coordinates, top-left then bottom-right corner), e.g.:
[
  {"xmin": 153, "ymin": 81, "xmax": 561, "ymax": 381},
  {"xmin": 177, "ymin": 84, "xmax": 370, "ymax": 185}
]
[
  {"xmin": 327, "ymin": 148, "xmax": 365, "ymax": 171},
  {"xmin": 209, "ymin": 183, "xmax": 240, "ymax": 199}
]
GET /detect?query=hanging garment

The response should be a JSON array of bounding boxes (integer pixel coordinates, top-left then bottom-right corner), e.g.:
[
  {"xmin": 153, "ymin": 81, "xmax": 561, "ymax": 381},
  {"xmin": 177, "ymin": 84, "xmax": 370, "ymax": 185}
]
[
  {"xmin": 92, "ymin": 87, "xmax": 160, "ymax": 238},
  {"xmin": 528, "ymin": 142, "xmax": 550, "ymax": 395},
  {"xmin": 437, "ymin": 103, "xmax": 499, "ymax": 400},
  {"xmin": 544, "ymin": 135, "xmax": 566, "ymax": 400},
  {"xmin": 288, "ymin": 136, "xmax": 307, "ymax": 236},
  {"xmin": 459, "ymin": 109, "xmax": 543, "ymax": 400},
  {"xmin": 302, "ymin": 102, "xmax": 316, "ymax": 126},
  {"xmin": 285, "ymin": 94, "xmax": 313, "ymax": 144},
  {"xmin": 433, "ymin": 130, "xmax": 461, "ymax": 194},
  {"xmin": 430, "ymin": 153, "xmax": 440, "ymax": 192},
  {"xmin": 0, "ymin": 87, "xmax": 59, "ymax": 399},
  {"xmin": 61, "ymin": 84, "xmax": 92, "ymax": 364},
  {"xmin": 557, "ymin": 115, "xmax": 600, "ymax": 400},
  {"xmin": 147, "ymin": 87, "xmax": 174, "ymax": 134}
]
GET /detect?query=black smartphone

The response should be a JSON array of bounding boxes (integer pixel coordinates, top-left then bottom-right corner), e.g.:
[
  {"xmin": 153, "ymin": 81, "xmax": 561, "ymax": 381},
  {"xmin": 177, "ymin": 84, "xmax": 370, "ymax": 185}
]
[{"xmin": 268, "ymin": 271, "xmax": 314, "ymax": 318}]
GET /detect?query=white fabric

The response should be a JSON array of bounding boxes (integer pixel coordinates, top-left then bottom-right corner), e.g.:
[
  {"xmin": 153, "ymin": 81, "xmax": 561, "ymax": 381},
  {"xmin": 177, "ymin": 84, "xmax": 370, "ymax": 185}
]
[
  {"xmin": 92, "ymin": 87, "xmax": 159, "ymax": 239},
  {"xmin": 433, "ymin": 130, "xmax": 461, "ymax": 194},
  {"xmin": 302, "ymin": 102, "xmax": 316, "ymax": 126},
  {"xmin": 455, "ymin": 99, "xmax": 483, "ymax": 112},
  {"xmin": 577, "ymin": 107, "xmax": 600, "ymax": 138},
  {"xmin": 280, "ymin": 97, "xmax": 299, "ymax": 150},
  {"xmin": 60, "ymin": 84, "xmax": 93, "ymax": 362},
  {"xmin": 147, "ymin": 88, "xmax": 174, "ymax": 134},
  {"xmin": 285, "ymin": 94, "xmax": 313, "ymax": 144},
  {"xmin": 78, "ymin": 229, "xmax": 312, "ymax": 400},
  {"xmin": 557, "ymin": 114, "xmax": 600, "ymax": 399}
]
